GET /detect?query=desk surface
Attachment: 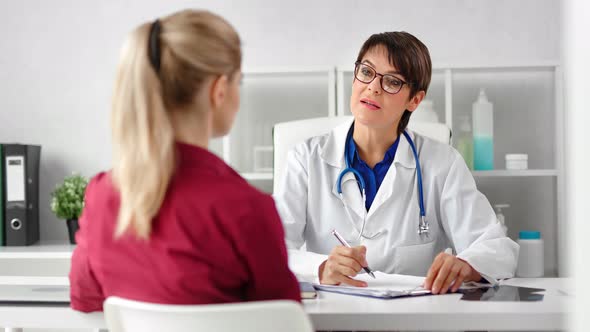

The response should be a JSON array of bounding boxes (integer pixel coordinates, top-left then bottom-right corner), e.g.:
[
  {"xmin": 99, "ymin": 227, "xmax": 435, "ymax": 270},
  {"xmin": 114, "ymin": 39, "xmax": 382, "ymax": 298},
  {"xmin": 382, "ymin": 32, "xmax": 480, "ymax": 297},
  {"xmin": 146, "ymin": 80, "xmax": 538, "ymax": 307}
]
[
  {"xmin": 305, "ymin": 278, "xmax": 570, "ymax": 331},
  {"xmin": 0, "ymin": 277, "xmax": 571, "ymax": 331}
]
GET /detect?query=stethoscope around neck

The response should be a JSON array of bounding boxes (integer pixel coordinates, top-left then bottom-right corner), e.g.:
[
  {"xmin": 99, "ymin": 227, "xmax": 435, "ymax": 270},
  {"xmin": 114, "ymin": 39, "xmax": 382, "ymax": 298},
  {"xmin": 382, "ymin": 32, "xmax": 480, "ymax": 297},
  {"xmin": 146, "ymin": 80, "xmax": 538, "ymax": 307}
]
[{"xmin": 336, "ymin": 128, "xmax": 429, "ymax": 241}]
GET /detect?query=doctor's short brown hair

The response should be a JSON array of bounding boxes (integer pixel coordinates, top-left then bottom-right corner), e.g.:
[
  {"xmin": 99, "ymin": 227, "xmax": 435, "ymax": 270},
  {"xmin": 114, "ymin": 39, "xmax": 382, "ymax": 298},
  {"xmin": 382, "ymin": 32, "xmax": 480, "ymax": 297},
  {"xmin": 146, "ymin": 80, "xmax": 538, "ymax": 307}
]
[{"xmin": 356, "ymin": 31, "xmax": 432, "ymax": 134}]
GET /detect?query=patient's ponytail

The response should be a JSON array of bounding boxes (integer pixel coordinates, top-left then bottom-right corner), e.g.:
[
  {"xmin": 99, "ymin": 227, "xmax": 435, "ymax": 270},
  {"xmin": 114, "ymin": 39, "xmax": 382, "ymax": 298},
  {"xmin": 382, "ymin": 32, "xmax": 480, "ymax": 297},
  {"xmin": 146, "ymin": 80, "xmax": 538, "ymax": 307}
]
[{"xmin": 111, "ymin": 10, "xmax": 241, "ymax": 239}]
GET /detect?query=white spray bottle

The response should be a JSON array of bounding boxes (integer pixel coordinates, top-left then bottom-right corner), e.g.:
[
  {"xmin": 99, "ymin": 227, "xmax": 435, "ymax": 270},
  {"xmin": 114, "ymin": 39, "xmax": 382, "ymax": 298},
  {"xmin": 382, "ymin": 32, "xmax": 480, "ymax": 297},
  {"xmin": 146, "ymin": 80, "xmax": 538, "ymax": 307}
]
[{"xmin": 494, "ymin": 204, "xmax": 510, "ymax": 234}]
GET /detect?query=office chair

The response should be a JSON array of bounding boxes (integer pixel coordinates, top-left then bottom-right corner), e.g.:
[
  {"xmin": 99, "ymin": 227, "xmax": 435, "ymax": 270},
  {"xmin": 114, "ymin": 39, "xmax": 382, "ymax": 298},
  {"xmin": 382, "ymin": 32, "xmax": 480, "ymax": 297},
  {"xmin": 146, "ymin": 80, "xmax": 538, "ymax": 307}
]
[
  {"xmin": 272, "ymin": 115, "xmax": 451, "ymax": 194},
  {"xmin": 103, "ymin": 297, "xmax": 313, "ymax": 332}
]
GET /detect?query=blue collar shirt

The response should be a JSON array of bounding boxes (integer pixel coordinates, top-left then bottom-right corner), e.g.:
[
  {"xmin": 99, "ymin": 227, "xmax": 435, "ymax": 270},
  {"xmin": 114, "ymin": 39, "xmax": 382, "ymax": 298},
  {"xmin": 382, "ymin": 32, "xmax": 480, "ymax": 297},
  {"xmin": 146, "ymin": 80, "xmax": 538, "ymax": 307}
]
[{"xmin": 346, "ymin": 132, "xmax": 400, "ymax": 211}]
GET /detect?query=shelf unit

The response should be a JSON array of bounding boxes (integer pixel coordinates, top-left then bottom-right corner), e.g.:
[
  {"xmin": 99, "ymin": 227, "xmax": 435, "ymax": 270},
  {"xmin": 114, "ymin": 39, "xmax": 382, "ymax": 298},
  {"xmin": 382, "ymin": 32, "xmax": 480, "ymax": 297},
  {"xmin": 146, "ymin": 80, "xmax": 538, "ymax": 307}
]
[
  {"xmin": 234, "ymin": 62, "xmax": 565, "ymax": 276},
  {"xmin": 0, "ymin": 62, "xmax": 566, "ymax": 278},
  {"xmin": 337, "ymin": 61, "xmax": 564, "ymax": 276}
]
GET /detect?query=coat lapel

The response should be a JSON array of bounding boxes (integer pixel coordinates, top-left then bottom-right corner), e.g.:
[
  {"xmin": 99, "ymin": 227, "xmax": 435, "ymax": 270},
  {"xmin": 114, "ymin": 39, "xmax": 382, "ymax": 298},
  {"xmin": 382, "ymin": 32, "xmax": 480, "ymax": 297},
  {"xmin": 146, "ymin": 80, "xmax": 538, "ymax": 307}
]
[
  {"xmin": 320, "ymin": 118, "xmax": 367, "ymax": 222},
  {"xmin": 367, "ymin": 130, "xmax": 417, "ymax": 218},
  {"xmin": 331, "ymin": 170, "xmax": 366, "ymax": 222}
]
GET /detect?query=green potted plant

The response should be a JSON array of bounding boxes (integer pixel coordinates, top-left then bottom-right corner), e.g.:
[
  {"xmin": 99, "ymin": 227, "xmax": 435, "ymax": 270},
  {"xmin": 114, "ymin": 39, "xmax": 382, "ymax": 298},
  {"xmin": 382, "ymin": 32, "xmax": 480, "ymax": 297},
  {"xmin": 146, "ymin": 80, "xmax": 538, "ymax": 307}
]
[{"xmin": 50, "ymin": 174, "xmax": 88, "ymax": 244}]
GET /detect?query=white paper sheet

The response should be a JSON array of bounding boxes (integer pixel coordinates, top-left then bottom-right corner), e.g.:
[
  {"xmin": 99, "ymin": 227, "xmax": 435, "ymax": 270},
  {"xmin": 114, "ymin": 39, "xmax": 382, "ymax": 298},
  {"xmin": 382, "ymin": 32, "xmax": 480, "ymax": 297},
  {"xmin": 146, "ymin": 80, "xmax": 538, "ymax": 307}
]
[
  {"xmin": 313, "ymin": 272, "xmax": 494, "ymax": 298},
  {"xmin": 313, "ymin": 272, "xmax": 429, "ymax": 298}
]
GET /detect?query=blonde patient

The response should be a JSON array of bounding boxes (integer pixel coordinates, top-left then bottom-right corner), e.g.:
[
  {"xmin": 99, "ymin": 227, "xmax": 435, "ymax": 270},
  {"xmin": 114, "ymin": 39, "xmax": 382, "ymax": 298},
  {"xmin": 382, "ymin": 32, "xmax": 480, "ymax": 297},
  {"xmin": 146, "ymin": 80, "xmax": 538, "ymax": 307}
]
[{"xmin": 69, "ymin": 9, "xmax": 299, "ymax": 312}]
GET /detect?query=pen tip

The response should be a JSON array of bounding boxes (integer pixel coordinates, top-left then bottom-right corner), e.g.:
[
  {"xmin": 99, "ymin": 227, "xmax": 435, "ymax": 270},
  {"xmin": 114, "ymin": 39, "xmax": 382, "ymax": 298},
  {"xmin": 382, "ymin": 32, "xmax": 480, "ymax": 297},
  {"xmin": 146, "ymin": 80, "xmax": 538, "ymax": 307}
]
[{"xmin": 370, "ymin": 272, "xmax": 376, "ymax": 279}]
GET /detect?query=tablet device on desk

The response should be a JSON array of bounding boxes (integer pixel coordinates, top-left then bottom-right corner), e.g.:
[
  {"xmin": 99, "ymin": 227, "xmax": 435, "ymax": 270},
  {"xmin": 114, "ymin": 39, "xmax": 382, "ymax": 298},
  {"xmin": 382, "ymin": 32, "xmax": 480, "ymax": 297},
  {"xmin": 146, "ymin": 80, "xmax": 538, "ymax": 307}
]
[{"xmin": 0, "ymin": 284, "xmax": 70, "ymax": 305}]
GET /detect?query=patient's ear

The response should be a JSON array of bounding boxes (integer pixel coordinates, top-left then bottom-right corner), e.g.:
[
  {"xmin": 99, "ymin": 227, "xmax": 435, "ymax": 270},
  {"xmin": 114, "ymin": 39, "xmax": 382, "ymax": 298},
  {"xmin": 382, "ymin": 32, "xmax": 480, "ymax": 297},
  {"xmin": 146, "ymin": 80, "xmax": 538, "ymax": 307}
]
[{"xmin": 210, "ymin": 75, "xmax": 229, "ymax": 110}]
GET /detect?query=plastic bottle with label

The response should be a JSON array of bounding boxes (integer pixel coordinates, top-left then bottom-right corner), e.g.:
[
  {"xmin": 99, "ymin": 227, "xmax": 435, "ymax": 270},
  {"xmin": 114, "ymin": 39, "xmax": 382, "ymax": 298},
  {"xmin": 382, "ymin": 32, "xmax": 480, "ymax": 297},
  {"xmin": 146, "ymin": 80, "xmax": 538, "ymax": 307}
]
[
  {"xmin": 456, "ymin": 115, "xmax": 474, "ymax": 170},
  {"xmin": 516, "ymin": 231, "xmax": 544, "ymax": 277},
  {"xmin": 472, "ymin": 89, "xmax": 494, "ymax": 170}
]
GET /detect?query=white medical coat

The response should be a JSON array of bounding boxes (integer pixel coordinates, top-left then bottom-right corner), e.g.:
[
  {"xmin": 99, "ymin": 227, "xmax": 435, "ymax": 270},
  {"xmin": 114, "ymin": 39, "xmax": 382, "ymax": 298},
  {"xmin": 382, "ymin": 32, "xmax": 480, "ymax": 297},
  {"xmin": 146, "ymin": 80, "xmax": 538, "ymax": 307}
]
[{"xmin": 274, "ymin": 119, "xmax": 519, "ymax": 283}]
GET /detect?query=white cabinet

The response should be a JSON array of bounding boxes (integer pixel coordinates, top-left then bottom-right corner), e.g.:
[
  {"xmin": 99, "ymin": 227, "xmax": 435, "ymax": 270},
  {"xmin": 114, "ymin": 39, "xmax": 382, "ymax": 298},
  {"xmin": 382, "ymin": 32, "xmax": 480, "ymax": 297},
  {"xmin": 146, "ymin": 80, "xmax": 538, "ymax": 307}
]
[
  {"xmin": 335, "ymin": 62, "xmax": 564, "ymax": 277},
  {"xmin": 448, "ymin": 64, "xmax": 565, "ymax": 277},
  {"xmin": 2, "ymin": 63, "xmax": 566, "ymax": 278}
]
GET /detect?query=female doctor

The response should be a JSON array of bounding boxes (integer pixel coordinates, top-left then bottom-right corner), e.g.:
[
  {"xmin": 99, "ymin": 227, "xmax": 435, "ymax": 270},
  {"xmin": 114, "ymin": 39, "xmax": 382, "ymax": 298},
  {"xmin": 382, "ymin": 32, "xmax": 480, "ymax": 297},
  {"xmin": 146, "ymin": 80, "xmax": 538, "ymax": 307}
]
[{"xmin": 274, "ymin": 31, "xmax": 519, "ymax": 294}]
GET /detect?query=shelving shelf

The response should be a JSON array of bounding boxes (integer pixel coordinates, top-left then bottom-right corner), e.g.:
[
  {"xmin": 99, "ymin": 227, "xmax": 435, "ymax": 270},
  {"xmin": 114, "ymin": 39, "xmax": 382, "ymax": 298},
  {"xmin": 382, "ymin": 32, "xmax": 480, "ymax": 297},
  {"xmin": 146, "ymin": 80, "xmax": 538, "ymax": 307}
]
[
  {"xmin": 241, "ymin": 172, "xmax": 273, "ymax": 181},
  {"xmin": 0, "ymin": 276, "xmax": 69, "ymax": 285},
  {"xmin": 0, "ymin": 63, "xmax": 565, "ymax": 279},
  {"xmin": 472, "ymin": 169, "xmax": 558, "ymax": 177},
  {"xmin": 241, "ymin": 169, "xmax": 559, "ymax": 181},
  {"xmin": 0, "ymin": 241, "xmax": 74, "ymax": 259}
]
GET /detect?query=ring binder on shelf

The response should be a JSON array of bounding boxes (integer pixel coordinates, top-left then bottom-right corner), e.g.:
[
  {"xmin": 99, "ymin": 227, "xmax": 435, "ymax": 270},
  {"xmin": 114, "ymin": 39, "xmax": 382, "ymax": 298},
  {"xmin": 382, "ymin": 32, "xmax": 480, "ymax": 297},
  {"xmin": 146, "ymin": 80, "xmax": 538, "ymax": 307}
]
[
  {"xmin": 1, "ymin": 144, "xmax": 41, "ymax": 246},
  {"xmin": 0, "ymin": 144, "xmax": 3, "ymax": 246}
]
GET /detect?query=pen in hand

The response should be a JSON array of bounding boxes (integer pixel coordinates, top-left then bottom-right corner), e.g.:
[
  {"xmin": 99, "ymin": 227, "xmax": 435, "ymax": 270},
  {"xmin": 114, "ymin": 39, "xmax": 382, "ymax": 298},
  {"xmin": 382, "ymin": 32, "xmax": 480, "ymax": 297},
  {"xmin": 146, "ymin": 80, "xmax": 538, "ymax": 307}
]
[{"xmin": 331, "ymin": 229, "xmax": 376, "ymax": 279}]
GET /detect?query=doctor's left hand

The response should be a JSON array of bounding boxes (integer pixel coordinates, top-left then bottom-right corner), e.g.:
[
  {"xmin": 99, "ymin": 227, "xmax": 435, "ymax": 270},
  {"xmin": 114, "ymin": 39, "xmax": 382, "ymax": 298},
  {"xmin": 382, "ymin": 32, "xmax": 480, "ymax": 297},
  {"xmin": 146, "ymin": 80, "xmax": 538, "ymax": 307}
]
[{"xmin": 423, "ymin": 252, "xmax": 481, "ymax": 294}]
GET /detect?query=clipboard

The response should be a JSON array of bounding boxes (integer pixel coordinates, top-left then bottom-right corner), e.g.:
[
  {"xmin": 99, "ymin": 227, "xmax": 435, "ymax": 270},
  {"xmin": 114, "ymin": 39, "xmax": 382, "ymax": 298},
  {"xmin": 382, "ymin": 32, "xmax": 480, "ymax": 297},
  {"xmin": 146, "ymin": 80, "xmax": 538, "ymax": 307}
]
[
  {"xmin": 310, "ymin": 272, "xmax": 493, "ymax": 299},
  {"xmin": 312, "ymin": 272, "xmax": 431, "ymax": 299},
  {"xmin": 313, "ymin": 284, "xmax": 431, "ymax": 299}
]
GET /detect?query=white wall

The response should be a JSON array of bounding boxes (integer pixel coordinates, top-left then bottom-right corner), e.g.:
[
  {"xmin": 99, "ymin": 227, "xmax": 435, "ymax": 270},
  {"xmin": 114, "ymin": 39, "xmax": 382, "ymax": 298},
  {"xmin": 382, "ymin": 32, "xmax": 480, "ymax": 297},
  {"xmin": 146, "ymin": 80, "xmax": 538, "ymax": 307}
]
[
  {"xmin": 0, "ymin": 0, "xmax": 560, "ymax": 242},
  {"xmin": 564, "ymin": 0, "xmax": 590, "ymax": 330}
]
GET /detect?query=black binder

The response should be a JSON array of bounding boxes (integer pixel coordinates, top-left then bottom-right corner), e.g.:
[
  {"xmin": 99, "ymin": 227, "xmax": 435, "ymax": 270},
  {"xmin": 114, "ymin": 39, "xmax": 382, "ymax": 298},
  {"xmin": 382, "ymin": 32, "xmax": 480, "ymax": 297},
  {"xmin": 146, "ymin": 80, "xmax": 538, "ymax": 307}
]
[
  {"xmin": 0, "ymin": 144, "xmax": 3, "ymax": 246},
  {"xmin": 1, "ymin": 144, "xmax": 41, "ymax": 246}
]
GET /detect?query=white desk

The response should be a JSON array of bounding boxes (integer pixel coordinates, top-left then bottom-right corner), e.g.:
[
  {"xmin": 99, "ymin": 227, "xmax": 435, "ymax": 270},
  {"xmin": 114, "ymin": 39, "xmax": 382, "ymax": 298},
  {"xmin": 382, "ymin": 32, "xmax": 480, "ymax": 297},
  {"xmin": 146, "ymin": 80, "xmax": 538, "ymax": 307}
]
[
  {"xmin": 0, "ymin": 277, "xmax": 570, "ymax": 331},
  {"xmin": 305, "ymin": 278, "xmax": 570, "ymax": 331}
]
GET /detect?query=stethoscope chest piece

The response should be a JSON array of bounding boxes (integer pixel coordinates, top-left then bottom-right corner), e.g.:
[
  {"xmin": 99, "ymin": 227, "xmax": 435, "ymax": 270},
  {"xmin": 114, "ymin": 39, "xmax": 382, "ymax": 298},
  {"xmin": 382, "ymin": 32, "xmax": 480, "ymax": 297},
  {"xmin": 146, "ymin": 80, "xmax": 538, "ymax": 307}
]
[{"xmin": 418, "ymin": 215, "xmax": 430, "ymax": 236}]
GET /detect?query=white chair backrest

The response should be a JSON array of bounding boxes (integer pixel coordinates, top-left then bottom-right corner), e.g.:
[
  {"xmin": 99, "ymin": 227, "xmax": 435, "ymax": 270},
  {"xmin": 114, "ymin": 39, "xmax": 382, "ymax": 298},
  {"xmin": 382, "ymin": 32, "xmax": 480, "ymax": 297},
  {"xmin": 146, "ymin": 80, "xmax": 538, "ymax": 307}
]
[
  {"xmin": 104, "ymin": 297, "xmax": 313, "ymax": 332},
  {"xmin": 273, "ymin": 116, "xmax": 353, "ymax": 194},
  {"xmin": 272, "ymin": 116, "xmax": 451, "ymax": 193},
  {"xmin": 407, "ymin": 120, "xmax": 452, "ymax": 145}
]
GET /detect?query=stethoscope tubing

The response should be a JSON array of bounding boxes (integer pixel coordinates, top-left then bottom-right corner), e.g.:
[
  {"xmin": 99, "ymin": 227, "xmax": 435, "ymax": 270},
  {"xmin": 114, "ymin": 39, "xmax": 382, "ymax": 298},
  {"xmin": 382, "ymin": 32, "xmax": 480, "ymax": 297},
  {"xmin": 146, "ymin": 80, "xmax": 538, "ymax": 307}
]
[
  {"xmin": 336, "ymin": 127, "xmax": 428, "ymax": 238},
  {"xmin": 402, "ymin": 131, "xmax": 426, "ymax": 218}
]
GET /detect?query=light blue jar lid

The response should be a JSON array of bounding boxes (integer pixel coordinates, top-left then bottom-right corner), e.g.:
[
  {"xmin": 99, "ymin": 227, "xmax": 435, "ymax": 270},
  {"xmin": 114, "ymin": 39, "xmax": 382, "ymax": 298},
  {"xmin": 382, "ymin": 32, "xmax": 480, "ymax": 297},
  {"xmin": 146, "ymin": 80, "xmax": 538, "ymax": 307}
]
[{"xmin": 519, "ymin": 231, "xmax": 541, "ymax": 239}]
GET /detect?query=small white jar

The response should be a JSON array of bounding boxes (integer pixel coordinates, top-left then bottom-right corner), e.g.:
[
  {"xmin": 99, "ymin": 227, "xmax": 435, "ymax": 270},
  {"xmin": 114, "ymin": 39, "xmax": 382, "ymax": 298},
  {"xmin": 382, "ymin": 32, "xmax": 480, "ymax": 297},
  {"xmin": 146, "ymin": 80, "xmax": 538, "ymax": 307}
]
[
  {"xmin": 516, "ymin": 231, "xmax": 544, "ymax": 277},
  {"xmin": 505, "ymin": 153, "xmax": 528, "ymax": 170}
]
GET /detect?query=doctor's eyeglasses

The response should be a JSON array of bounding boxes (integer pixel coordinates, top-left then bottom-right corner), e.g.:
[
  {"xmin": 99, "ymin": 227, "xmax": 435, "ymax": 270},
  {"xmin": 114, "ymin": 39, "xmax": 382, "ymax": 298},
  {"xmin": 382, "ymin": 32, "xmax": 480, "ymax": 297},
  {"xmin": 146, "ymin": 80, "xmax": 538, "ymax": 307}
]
[{"xmin": 354, "ymin": 61, "xmax": 411, "ymax": 95}]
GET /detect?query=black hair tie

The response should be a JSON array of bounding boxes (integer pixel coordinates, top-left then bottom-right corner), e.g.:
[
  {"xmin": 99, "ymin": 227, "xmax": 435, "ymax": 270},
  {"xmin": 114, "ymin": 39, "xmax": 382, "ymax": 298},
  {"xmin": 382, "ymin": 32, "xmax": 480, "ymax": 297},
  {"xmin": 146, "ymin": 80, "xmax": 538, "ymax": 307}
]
[{"xmin": 148, "ymin": 19, "xmax": 162, "ymax": 73}]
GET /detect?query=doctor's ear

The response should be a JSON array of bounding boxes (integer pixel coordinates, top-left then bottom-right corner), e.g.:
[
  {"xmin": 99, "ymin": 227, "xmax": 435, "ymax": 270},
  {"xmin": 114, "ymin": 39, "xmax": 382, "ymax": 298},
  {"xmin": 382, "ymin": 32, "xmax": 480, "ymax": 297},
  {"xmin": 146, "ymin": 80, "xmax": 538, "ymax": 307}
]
[{"xmin": 406, "ymin": 91, "xmax": 426, "ymax": 112}]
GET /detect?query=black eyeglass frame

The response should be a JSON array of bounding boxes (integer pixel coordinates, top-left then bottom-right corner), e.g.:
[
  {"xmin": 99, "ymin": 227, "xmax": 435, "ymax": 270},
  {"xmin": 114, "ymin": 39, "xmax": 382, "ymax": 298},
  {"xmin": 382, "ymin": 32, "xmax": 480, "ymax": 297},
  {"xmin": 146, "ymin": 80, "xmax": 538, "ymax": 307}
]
[{"xmin": 353, "ymin": 61, "xmax": 412, "ymax": 95}]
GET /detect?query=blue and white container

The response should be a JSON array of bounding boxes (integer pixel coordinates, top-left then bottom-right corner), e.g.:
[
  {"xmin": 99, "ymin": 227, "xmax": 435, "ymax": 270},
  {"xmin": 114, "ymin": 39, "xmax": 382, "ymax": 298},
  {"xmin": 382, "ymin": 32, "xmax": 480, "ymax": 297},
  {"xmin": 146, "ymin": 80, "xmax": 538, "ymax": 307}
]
[{"xmin": 516, "ymin": 231, "xmax": 544, "ymax": 277}]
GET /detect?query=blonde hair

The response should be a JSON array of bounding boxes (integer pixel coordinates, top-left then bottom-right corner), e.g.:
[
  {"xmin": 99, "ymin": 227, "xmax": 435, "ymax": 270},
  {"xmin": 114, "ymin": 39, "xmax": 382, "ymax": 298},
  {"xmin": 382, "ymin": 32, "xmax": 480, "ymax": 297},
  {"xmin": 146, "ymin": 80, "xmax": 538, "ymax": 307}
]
[{"xmin": 111, "ymin": 9, "xmax": 241, "ymax": 239}]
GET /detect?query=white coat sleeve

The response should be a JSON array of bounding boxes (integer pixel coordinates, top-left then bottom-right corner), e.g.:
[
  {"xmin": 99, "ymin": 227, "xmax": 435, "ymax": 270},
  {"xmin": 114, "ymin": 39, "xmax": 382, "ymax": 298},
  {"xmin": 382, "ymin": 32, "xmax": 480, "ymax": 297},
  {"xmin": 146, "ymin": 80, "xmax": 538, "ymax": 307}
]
[
  {"xmin": 273, "ymin": 144, "xmax": 328, "ymax": 281},
  {"xmin": 439, "ymin": 150, "xmax": 519, "ymax": 283}
]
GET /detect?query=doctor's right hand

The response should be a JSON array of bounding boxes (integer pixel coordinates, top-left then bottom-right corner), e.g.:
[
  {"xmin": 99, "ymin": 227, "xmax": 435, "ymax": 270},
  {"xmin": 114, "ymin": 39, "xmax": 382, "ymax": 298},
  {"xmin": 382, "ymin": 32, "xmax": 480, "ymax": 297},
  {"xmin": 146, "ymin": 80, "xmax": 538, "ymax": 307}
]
[{"xmin": 318, "ymin": 245, "xmax": 369, "ymax": 287}]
